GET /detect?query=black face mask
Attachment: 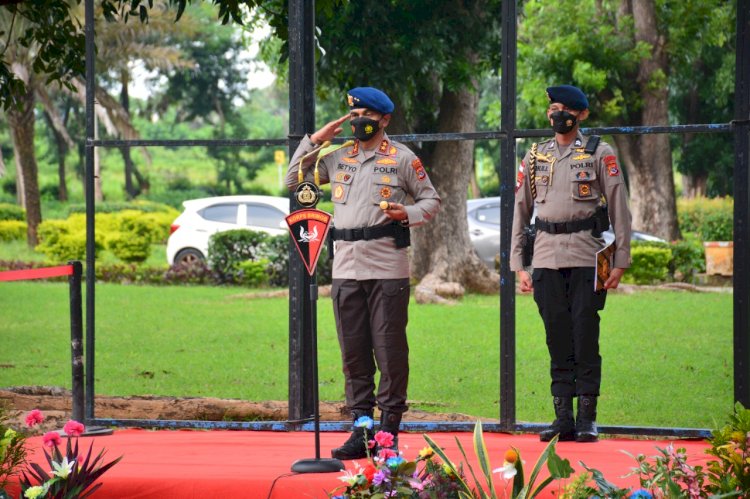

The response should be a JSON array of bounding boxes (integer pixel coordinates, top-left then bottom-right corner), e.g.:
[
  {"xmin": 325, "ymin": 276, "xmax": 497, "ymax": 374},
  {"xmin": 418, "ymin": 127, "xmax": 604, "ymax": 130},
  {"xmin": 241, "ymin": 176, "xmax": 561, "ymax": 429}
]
[
  {"xmin": 351, "ymin": 116, "xmax": 381, "ymax": 141},
  {"xmin": 550, "ymin": 110, "xmax": 578, "ymax": 134}
]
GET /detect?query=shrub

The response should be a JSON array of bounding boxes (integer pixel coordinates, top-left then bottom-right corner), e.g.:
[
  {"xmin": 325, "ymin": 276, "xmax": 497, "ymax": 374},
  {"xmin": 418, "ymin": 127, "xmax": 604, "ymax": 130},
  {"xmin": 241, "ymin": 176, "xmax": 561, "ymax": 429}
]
[
  {"xmin": 107, "ymin": 232, "xmax": 151, "ymax": 263},
  {"xmin": 623, "ymin": 242, "xmax": 672, "ymax": 285},
  {"xmin": 0, "ymin": 202, "xmax": 24, "ymax": 221},
  {"xmin": 261, "ymin": 234, "xmax": 291, "ymax": 287},
  {"xmin": 208, "ymin": 229, "xmax": 271, "ymax": 283},
  {"xmin": 677, "ymin": 196, "xmax": 733, "ymax": 241},
  {"xmin": 237, "ymin": 259, "xmax": 271, "ymax": 287},
  {"xmin": 35, "ymin": 220, "xmax": 93, "ymax": 262},
  {"xmin": 669, "ymin": 233, "xmax": 705, "ymax": 282},
  {"xmin": 0, "ymin": 220, "xmax": 26, "ymax": 241}
]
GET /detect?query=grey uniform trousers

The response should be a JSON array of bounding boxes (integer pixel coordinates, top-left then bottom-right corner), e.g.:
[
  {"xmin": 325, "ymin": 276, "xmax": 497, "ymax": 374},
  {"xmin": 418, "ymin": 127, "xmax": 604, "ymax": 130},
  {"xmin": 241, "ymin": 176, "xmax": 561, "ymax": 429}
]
[{"xmin": 331, "ymin": 278, "xmax": 410, "ymax": 415}]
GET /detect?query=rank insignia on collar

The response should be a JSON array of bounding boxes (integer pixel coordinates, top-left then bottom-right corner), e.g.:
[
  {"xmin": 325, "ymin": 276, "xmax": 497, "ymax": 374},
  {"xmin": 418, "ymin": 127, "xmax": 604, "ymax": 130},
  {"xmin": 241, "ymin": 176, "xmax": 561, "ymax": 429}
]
[
  {"xmin": 412, "ymin": 158, "xmax": 426, "ymax": 181},
  {"xmin": 378, "ymin": 140, "xmax": 389, "ymax": 154},
  {"xmin": 578, "ymin": 183, "xmax": 592, "ymax": 197},
  {"xmin": 547, "ymin": 142, "xmax": 555, "ymax": 149},
  {"xmin": 376, "ymin": 158, "xmax": 397, "ymax": 165},
  {"xmin": 573, "ymin": 154, "xmax": 591, "ymax": 160},
  {"xmin": 380, "ymin": 186, "xmax": 392, "ymax": 199},
  {"xmin": 389, "ymin": 146, "xmax": 397, "ymax": 156},
  {"xmin": 349, "ymin": 141, "xmax": 359, "ymax": 156},
  {"xmin": 574, "ymin": 138, "xmax": 583, "ymax": 147}
]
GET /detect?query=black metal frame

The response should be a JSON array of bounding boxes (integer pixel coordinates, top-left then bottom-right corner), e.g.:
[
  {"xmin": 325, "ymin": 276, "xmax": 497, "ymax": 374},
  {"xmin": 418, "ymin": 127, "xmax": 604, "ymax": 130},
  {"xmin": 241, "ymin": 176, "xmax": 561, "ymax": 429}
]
[{"xmin": 82, "ymin": 0, "xmax": 749, "ymax": 439}]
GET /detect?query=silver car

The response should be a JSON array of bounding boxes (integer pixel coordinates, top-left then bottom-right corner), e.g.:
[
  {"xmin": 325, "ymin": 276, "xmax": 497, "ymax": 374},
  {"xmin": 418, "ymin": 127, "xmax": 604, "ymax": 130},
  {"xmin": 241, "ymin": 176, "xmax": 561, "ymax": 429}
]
[{"xmin": 467, "ymin": 196, "xmax": 665, "ymax": 269}]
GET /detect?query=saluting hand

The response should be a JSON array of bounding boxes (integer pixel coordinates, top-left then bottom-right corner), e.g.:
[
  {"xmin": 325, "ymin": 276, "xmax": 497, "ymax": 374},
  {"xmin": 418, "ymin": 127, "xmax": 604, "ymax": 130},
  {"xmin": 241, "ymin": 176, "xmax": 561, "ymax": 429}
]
[
  {"xmin": 604, "ymin": 267, "xmax": 625, "ymax": 290},
  {"xmin": 310, "ymin": 114, "xmax": 350, "ymax": 145},
  {"xmin": 517, "ymin": 270, "xmax": 533, "ymax": 293}
]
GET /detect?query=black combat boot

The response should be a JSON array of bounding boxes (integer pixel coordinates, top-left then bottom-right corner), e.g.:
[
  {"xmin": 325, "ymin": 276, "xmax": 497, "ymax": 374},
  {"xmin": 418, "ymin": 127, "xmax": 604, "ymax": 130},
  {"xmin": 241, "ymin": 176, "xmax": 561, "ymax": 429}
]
[
  {"xmin": 377, "ymin": 410, "xmax": 402, "ymax": 453},
  {"xmin": 539, "ymin": 396, "xmax": 575, "ymax": 442},
  {"xmin": 331, "ymin": 410, "xmax": 374, "ymax": 460},
  {"xmin": 575, "ymin": 395, "xmax": 599, "ymax": 442}
]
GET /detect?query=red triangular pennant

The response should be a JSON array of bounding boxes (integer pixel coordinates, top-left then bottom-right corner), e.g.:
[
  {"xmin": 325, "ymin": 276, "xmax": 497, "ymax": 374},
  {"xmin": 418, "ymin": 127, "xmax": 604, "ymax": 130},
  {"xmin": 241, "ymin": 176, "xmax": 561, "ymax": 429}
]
[{"xmin": 285, "ymin": 209, "xmax": 332, "ymax": 276}]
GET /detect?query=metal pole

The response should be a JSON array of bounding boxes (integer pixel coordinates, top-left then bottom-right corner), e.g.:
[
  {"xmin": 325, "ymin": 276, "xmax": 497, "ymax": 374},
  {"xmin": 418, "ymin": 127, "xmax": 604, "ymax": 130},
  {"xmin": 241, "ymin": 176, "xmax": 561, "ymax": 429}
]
[
  {"xmin": 84, "ymin": 0, "xmax": 96, "ymax": 423},
  {"xmin": 734, "ymin": 0, "xmax": 750, "ymax": 407},
  {"xmin": 499, "ymin": 0, "xmax": 517, "ymax": 431},
  {"xmin": 68, "ymin": 261, "xmax": 84, "ymax": 423},
  {"xmin": 287, "ymin": 0, "xmax": 317, "ymax": 423}
]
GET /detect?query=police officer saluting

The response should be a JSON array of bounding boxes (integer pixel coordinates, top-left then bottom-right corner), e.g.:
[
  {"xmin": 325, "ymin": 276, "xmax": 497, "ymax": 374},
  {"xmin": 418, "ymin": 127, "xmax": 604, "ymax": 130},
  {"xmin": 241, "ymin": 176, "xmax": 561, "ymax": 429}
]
[
  {"xmin": 286, "ymin": 87, "xmax": 440, "ymax": 459},
  {"xmin": 511, "ymin": 85, "xmax": 632, "ymax": 443}
]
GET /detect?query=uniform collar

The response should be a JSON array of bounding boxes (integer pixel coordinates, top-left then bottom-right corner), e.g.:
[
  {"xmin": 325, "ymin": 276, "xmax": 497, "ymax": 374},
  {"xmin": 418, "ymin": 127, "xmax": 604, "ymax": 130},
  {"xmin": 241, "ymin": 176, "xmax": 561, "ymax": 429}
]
[{"xmin": 550, "ymin": 131, "xmax": 585, "ymax": 159}]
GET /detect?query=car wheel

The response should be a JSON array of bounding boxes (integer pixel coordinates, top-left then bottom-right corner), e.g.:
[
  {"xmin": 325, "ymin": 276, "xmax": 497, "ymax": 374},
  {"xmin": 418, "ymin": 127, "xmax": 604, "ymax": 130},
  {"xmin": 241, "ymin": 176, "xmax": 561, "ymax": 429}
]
[{"xmin": 174, "ymin": 248, "xmax": 205, "ymax": 266}]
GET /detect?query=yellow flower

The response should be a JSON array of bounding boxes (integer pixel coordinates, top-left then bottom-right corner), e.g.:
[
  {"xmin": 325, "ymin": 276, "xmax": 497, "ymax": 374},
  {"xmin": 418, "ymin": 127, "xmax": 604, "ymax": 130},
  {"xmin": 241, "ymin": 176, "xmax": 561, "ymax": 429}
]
[
  {"xmin": 442, "ymin": 463, "xmax": 456, "ymax": 477},
  {"xmin": 419, "ymin": 446, "xmax": 434, "ymax": 459},
  {"xmin": 504, "ymin": 449, "xmax": 518, "ymax": 464},
  {"xmin": 24, "ymin": 485, "xmax": 48, "ymax": 499}
]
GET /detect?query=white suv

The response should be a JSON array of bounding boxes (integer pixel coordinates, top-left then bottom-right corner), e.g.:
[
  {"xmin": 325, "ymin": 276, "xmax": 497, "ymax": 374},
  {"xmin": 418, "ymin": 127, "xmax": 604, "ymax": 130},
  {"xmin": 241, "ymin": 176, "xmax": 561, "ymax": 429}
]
[{"xmin": 166, "ymin": 195, "xmax": 290, "ymax": 266}]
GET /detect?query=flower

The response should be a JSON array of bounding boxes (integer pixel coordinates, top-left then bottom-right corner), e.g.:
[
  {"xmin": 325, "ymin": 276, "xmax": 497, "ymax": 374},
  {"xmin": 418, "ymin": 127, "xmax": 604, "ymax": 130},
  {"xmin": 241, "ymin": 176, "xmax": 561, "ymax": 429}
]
[
  {"xmin": 493, "ymin": 460, "xmax": 518, "ymax": 480},
  {"xmin": 377, "ymin": 447, "xmax": 398, "ymax": 460},
  {"xmin": 23, "ymin": 484, "xmax": 48, "ymax": 499},
  {"xmin": 418, "ymin": 446, "xmax": 434, "ymax": 460},
  {"xmin": 25, "ymin": 409, "xmax": 44, "ymax": 428},
  {"xmin": 385, "ymin": 456, "xmax": 405, "ymax": 469},
  {"xmin": 372, "ymin": 467, "xmax": 391, "ymax": 486},
  {"xmin": 42, "ymin": 431, "xmax": 61, "ymax": 448},
  {"xmin": 504, "ymin": 448, "xmax": 518, "ymax": 464},
  {"xmin": 363, "ymin": 462, "xmax": 376, "ymax": 484},
  {"xmin": 373, "ymin": 430, "xmax": 394, "ymax": 449},
  {"xmin": 51, "ymin": 456, "xmax": 76, "ymax": 479},
  {"xmin": 630, "ymin": 489, "xmax": 653, "ymax": 499},
  {"xmin": 63, "ymin": 419, "xmax": 85, "ymax": 437},
  {"xmin": 337, "ymin": 468, "xmax": 360, "ymax": 487},
  {"xmin": 355, "ymin": 415, "xmax": 374, "ymax": 430}
]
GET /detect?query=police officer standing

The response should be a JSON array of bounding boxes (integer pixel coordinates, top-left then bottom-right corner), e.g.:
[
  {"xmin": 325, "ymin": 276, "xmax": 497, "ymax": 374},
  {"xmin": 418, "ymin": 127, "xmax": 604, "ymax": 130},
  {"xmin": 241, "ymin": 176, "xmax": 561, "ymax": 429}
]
[
  {"xmin": 510, "ymin": 85, "xmax": 632, "ymax": 443},
  {"xmin": 287, "ymin": 87, "xmax": 440, "ymax": 459}
]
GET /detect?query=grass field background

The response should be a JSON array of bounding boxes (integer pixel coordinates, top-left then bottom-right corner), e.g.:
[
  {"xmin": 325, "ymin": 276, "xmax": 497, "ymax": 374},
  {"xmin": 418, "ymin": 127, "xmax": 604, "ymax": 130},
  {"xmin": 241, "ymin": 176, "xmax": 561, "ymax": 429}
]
[{"xmin": 0, "ymin": 282, "xmax": 732, "ymax": 429}]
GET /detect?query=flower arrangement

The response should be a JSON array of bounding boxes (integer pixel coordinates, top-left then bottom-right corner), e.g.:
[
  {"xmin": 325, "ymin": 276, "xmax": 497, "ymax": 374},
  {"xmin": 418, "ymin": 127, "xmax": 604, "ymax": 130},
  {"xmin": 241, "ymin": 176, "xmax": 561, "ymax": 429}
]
[
  {"xmin": 20, "ymin": 410, "xmax": 121, "ymax": 499},
  {"xmin": 0, "ymin": 406, "xmax": 28, "ymax": 498},
  {"xmin": 328, "ymin": 416, "xmax": 467, "ymax": 498},
  {"xmin": 329, "ymin": 419, "xmax": 572, "ymax": 498}
]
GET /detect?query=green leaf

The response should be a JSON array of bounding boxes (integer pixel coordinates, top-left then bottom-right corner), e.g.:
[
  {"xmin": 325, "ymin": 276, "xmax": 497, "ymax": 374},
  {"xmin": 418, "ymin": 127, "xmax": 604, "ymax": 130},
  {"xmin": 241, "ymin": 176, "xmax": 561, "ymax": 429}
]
[
  {"xmin": 472, "ymin": 420, "xmax": 497, "ymax": 498},
  {"xmin": 546, "ymin": 445, "xmax": 574, "ymax": 479}
]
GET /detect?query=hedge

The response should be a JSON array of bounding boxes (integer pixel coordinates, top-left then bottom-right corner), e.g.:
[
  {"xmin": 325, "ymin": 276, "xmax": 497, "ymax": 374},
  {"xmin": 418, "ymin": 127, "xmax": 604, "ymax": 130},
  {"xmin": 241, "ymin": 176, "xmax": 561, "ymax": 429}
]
[
  {"xmin": 0, "ymin": 203, "xmax": 24, "ymax": 222},
  {"xmin": 622, "ymin": 242, "xmax": 673, "ymax": 285},
  {"xmin": 677, "ymin": 196, "xmax": 733, "ymax": 241},
  {"xmin": 0, "ymin": 220, "xmax": 26, "ymax": 241}
]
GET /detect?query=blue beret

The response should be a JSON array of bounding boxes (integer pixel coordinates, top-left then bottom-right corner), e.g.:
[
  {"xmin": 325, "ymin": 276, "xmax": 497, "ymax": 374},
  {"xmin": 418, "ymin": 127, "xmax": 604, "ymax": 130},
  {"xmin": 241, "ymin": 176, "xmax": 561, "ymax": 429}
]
[
  {"xmin": 347, "ymin": 87, "xmax": 395, "ymax": 114},
  {"xmin": 546, "ymin": 85, "xmax": 589, "ymax": 110}
]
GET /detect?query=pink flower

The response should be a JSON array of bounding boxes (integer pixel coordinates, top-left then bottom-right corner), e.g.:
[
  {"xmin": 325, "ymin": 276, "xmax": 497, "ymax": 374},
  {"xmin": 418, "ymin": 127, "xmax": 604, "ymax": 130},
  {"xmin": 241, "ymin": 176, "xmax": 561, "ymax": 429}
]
[
  {"xmin": 25, "ymin": 409, "xmax": 45, "ymax": 427},
  {"xmin": 378, "ymin": 448, "xmax": 398, "ymax": 460},
  {"xmin": 368, "ymin": 440, "xmax": 376, "ymax": 449},
  {"xmin": 63, "ymin": 420, "xmax": 85, "ymax": 437},
  {"xmin": 43, "ymin": 431, "xmax": 61, "ymax": 448},
  {"xmin": 374, "ymin": 430, "xmax": 394, "ymax": 448}
]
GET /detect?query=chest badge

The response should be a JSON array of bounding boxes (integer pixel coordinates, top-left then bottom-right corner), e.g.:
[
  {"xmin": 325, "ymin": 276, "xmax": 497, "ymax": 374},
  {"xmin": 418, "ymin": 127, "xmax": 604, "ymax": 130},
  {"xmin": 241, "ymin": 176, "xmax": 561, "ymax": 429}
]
[
  {"xmin": 576, "ymin": 171, "xmax": 591, "ymax": 180},
  {"xmin": 578, "ymin": 183, "xmax": 592, "ymax": 197},
  {"xmin": 380, "ymin": 186, "xmax": 393, "ymax": 199}
]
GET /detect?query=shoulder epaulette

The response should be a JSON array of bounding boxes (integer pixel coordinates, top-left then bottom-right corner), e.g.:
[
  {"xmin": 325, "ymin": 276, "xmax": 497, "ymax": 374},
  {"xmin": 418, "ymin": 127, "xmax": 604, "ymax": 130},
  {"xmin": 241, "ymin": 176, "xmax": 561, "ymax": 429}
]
[{"xmin": 584, "ymin": 135, "xmax": 601, "ymax": 154}]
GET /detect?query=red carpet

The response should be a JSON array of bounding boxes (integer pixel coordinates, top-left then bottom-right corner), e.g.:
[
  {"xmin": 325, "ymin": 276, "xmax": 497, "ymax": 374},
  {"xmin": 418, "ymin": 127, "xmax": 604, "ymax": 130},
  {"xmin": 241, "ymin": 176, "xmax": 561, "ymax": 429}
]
[{"xmin": 10, "ymin": 429, "xmax": 711, "ymax": 498}]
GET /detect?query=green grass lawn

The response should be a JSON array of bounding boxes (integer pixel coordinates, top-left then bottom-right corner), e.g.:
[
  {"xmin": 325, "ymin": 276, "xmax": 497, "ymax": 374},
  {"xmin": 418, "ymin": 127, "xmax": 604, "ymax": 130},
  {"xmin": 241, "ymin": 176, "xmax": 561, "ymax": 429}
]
[{"xmin": 0, "ymin": 282, "xmax": 732, "ymax": 429}]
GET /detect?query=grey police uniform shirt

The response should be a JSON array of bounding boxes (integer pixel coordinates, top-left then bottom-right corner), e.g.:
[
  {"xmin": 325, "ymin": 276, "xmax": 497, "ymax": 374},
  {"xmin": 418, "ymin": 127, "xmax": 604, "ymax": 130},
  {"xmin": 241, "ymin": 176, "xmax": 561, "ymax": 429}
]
[
  {"xmin": 287, "ymin": 134, "xmax": 441, "ymax": 280},
  {"xmin": 510, "ymin": 132, "xmax": 632, "ymax": 271}
]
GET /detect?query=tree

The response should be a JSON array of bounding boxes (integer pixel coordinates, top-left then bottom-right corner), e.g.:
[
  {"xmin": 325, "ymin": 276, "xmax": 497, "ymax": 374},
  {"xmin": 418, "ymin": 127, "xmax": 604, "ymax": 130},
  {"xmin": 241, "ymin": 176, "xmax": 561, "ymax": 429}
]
[{"xmin": 516, "ymin": 0, "xmax": 735, "ymax": 240}]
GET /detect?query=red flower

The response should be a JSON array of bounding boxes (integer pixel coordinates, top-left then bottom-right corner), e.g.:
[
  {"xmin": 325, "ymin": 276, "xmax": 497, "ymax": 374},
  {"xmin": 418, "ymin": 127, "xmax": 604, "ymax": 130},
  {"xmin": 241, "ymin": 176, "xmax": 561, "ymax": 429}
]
[
  {"xmin": 363, "ymin": 463, "xmax": 376, "ymax": 484},
  {"xmin": 64, "ymin": 420, "xmax": 85, "ymax": 437},
  {"xmin": 25, "ymin": 409, "xmax": 44, "ymax": 427},
  {"xmin": 378, "ymin": 448, "xmax": 398, "ymax": 460},
  {"xmin": 374, "ymin": 430, "xmax": 394, "ymax": 448},
  {"xmin": 43, "ymin": 431, "xmax": 61, "ymax": 448}
]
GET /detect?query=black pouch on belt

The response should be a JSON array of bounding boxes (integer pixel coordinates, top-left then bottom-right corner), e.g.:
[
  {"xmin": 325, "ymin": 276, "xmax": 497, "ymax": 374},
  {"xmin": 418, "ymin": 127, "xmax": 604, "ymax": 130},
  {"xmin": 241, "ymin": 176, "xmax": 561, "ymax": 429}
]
[{"xmin": 522, "ymin": 224, "xmax": 536, "ymax": 267}]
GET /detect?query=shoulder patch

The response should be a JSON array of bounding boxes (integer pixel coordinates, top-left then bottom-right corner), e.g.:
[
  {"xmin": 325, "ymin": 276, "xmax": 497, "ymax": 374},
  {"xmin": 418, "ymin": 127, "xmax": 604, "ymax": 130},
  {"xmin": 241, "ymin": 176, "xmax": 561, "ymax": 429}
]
[
  {"xmin": 411, "ymin": 158, "xmax": 427, "ymax": 181},
  {"xmin": 604, "ymin": 155, "xmax": 620, "ymax": 176}
]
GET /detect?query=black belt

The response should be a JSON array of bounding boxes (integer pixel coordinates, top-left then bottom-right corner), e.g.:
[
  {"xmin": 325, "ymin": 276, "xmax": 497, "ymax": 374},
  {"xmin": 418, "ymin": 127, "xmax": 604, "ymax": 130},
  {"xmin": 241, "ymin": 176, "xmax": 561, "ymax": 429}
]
[
  {"xmin": 331, "ymin": 222, "xmax": 401, "ymax": 242},
  {"xmin": 536, "ymin": 216, "xmax": 596, "ymax": 235}
]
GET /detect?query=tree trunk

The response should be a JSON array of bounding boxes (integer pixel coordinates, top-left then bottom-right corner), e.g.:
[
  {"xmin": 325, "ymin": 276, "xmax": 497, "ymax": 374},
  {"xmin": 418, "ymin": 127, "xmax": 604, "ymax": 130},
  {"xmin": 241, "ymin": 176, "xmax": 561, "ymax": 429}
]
[
  {"xmin": 625, "ymin": 0, "xmax": 680, "ymax": 240},
  {"xmin": 119, "ymin": 69, "xmax": 138, "ymax": 199},
  {"xmin": 6, "ymin": 75, "xmax": 42, "ymax": 247},
  {"xmin": 411, "ymin": 85, "xmax": 498, "ymax": 302},
  {"xmin": 94, "ymin": 104, "xmax": 103, "ymax": 202},
  {"xmin": 43, "ymin": 111, "xmax": 69, "ymax": 202},
  {"xmin": 0, "ymin": 143, "xmax": 6, "ymax": 177}
]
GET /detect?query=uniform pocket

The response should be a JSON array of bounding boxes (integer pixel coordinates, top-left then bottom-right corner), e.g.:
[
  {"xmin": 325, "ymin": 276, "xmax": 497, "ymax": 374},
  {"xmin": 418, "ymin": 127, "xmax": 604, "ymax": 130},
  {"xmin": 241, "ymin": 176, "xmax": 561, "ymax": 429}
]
[
  {"xmin": 372, "ymin": 173, "xmax": 406, "ymax": 205},
  {"xmin": 570, "ymin": 167, "xmax": 600, "ymax": 201},
  {"xmin": 331, "ymin": 170, "xmax": 356, "ymax": 204}
]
